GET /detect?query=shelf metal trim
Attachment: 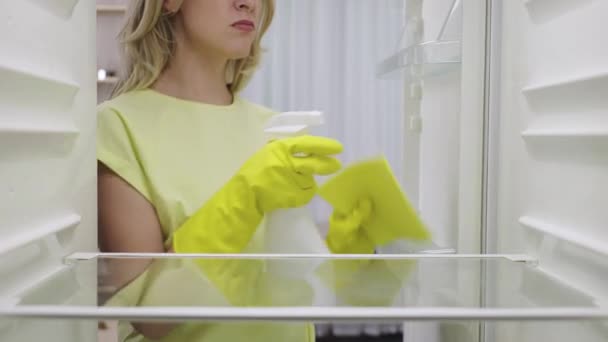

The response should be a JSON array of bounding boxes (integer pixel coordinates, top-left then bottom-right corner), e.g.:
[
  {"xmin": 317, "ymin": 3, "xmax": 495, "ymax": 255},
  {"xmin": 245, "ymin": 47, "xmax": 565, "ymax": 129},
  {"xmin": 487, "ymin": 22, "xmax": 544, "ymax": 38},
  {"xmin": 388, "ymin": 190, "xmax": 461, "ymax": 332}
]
[
  {"xmin": 1, "ymin": 306, "xmax": 606, "ymax": 323},
  {"xmin": 65, "ymin": 252, "xmax": 534, "ymax": 262}
]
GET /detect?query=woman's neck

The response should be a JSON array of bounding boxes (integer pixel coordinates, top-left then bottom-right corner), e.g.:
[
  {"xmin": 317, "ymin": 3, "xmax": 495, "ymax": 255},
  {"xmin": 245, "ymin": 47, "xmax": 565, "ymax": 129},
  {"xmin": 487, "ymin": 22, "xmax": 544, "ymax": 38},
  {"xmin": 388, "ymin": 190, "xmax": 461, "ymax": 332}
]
[{"xmin": 153, "ymin": 41, "xmax": 233, "ymax": 106}]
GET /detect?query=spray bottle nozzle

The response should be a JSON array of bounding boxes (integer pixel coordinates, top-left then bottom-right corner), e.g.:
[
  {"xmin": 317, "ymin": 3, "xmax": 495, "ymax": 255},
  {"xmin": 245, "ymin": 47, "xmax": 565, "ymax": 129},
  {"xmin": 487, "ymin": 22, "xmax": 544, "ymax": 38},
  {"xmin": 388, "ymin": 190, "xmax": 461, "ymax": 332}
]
[{"xmin": 264, "ymin": 111, "xmax": 324, "ymax": 138}]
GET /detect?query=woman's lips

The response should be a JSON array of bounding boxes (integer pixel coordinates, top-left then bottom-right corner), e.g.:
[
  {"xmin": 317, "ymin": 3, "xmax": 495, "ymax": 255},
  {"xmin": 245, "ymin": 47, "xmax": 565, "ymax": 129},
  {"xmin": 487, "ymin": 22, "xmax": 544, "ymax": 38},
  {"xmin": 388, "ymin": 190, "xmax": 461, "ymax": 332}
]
[{"xmin": 232, "ymin": 20, "xmax": 255, "ymax": 32}]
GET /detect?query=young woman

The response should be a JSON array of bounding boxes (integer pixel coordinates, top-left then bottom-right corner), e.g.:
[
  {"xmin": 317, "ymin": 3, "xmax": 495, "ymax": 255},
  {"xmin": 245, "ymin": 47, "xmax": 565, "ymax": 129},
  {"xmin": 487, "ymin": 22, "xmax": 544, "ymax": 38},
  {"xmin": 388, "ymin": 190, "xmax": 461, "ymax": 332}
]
[{"xmin": 96, "ymin": 0, "xmax": 389, "ymax": 341}]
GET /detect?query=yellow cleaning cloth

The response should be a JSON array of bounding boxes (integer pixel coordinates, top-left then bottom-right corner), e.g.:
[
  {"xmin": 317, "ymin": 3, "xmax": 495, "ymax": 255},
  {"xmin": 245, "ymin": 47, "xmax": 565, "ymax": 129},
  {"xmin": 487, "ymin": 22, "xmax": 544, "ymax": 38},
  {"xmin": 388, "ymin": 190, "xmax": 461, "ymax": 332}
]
[{"xmin": 318, "ymin": 157, "xmax": 431, "ymax": 246}]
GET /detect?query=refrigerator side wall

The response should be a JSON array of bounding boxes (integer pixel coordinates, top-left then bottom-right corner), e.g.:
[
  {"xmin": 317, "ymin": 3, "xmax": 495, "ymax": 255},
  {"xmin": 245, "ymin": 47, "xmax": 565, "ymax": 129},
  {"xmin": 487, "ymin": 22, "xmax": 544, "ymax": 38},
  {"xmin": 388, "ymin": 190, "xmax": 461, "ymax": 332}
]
[
  {"xmin": 0, "ymin": 1, "xmax": 97, "ymax": 341},
  {"xmin": 492, "ymin": 0, "xmax": 608, "ymax": 341}
]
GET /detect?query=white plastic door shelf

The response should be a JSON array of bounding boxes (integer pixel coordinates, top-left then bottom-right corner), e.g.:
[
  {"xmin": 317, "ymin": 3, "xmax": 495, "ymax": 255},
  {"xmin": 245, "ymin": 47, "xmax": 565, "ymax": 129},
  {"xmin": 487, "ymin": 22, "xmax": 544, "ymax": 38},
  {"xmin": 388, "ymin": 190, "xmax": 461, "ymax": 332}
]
[
  {"xmin": 487, "ymin": 0, "xmax": 608, "ymax": 341},
  {"xmin": 0, "ymin": 1, "xmax": 97, "ymax": 341}
]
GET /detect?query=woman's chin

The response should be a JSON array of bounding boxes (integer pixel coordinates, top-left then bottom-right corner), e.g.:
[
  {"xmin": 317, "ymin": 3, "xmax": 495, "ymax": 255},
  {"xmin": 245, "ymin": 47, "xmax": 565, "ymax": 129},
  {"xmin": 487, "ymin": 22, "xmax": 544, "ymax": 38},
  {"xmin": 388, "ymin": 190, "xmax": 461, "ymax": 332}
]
[{"xmin": 222, "ymin": 44, "xmax": 254, "ymax": 60}]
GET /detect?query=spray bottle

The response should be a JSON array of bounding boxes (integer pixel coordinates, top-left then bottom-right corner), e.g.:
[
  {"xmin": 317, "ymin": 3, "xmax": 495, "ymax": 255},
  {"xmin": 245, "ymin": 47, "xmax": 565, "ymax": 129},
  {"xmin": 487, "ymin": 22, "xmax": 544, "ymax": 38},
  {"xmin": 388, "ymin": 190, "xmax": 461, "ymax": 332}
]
[{"xmin": 263, "ymin": 111, "xmax": 331, "ymax": 279}]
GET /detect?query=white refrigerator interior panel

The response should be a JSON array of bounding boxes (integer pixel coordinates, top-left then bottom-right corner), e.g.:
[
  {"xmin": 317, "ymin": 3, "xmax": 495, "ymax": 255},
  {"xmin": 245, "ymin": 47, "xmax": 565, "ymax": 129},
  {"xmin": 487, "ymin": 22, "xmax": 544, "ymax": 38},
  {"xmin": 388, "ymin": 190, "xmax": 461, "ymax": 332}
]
[
  {"xmin": 492, "ymin": 0, "xmax": 608, "ymax": 340},
  {"xmin": 0, "ymin": 1, "xmax": 607, "ymax": 341},
  {"xmin": 0, "ymin": 0, "xmax": 97, "ymax": 341}
]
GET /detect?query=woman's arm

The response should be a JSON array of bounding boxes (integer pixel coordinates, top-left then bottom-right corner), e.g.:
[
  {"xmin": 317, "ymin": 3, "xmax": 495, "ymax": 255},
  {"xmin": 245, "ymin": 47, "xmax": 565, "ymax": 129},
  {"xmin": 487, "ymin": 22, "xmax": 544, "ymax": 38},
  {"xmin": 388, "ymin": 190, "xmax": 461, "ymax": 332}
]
[{"xmin": 98, "ymin": 162, "xmax": 176, "ymax": 339}]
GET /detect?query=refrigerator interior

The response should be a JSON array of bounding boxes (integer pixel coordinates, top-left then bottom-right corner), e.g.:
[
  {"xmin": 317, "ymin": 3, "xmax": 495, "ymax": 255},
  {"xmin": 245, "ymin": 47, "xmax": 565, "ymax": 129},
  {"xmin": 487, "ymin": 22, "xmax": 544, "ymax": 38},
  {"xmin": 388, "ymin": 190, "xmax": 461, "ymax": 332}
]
[{"xmin": 1, "ymin": 0, "xmax": 607, "ymax": 341}]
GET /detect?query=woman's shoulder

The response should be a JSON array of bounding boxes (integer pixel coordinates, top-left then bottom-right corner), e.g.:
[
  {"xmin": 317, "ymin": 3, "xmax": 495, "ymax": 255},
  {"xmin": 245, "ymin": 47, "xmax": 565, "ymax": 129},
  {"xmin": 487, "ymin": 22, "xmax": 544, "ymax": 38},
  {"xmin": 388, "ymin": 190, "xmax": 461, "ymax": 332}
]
[
  {"xmin": 96, "ymin": 89, "xmax": 153, "ymax": 119},
  {"xmin": 97, "ymin": 90, "xmax": 279, "ymax": 125},
  {"xmin": 96, "ymin": 91, "xmax": 153, "ymax": 143}
]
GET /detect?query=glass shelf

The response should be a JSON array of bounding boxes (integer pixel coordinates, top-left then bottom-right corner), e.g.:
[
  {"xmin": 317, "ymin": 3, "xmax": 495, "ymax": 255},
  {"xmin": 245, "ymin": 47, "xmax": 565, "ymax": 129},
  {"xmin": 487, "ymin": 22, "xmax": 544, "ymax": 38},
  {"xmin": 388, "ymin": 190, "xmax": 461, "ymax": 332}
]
[
  {"xmin": 376, "ymin": 40, "xmax": 462, "ymax": 80},
  {"xmin": 0, "ymin": 254, "xmax": 606, "ymax": 324},
  {"xmin": 377, "ymin": 0, "xmax": 463, "ymax": 80}
]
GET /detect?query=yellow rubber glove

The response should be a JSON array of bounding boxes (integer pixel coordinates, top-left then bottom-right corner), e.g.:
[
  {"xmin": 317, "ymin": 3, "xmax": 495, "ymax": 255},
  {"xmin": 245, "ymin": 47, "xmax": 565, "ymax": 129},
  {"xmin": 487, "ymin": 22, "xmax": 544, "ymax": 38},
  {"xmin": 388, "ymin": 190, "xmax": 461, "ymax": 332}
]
[
  {"xmin": 318, "ymin": 198, "xmax": 416, "ymax": 307},
  {"xmin": 318, "ymin": 158, "xmax": 431, "ymax": 246},
  {"xmin": 326, "ymin": 199, "xmax": 375, "ymax": 255},
  {"xmin": 173, "ymin": 135, "xmax": 343, "ymax": 306}
]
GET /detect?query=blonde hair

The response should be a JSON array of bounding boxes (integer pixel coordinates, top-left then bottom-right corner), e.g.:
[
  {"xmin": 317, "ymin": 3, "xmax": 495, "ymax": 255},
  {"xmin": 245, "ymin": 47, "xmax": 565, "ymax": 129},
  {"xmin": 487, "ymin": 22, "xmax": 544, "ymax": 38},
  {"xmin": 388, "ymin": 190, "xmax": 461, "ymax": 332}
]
[{"xmin": 111, "ymin": 0, "xmax": 275, "ymax": 98}]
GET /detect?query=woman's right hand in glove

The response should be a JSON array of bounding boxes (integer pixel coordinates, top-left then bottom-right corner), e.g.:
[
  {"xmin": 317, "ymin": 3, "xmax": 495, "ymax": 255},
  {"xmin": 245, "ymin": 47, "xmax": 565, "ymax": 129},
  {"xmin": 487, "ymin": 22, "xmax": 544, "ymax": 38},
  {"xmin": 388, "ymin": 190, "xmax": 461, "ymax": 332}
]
[
  {"xmin": 175, "ymin": 134, "xmax": 344, "ymax": 254},
  {"xmin": 172, "ymin": 135, "xmax": 343, "ymax": 305},
  {"xmin": 240, "ymin": 135, "xmax": 343, "ymax": 213}
]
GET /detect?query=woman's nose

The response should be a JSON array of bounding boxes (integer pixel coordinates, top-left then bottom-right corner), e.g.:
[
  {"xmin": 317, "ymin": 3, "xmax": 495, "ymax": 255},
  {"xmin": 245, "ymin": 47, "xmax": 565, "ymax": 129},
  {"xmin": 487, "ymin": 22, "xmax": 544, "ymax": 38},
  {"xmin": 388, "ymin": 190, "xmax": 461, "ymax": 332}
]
[{"xmin": 234, "ymin": 0, "xmax": 255, "ymax": 13}]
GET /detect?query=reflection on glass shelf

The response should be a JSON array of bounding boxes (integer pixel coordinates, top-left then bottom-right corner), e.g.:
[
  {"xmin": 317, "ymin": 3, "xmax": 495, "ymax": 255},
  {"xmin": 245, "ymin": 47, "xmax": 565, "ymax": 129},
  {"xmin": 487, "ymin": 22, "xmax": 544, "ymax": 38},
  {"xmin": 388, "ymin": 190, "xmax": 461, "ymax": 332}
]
[
  {"xmin": 0, "ymin": 255, "xmax": 606, "ymax": 324},
  {"xmin": 376, "ymin": 40, "xmax": 461, "ymax": 80},
  {"xmin": 380, "ymin": 239, "xmax": 456, "ymax": 255}
]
